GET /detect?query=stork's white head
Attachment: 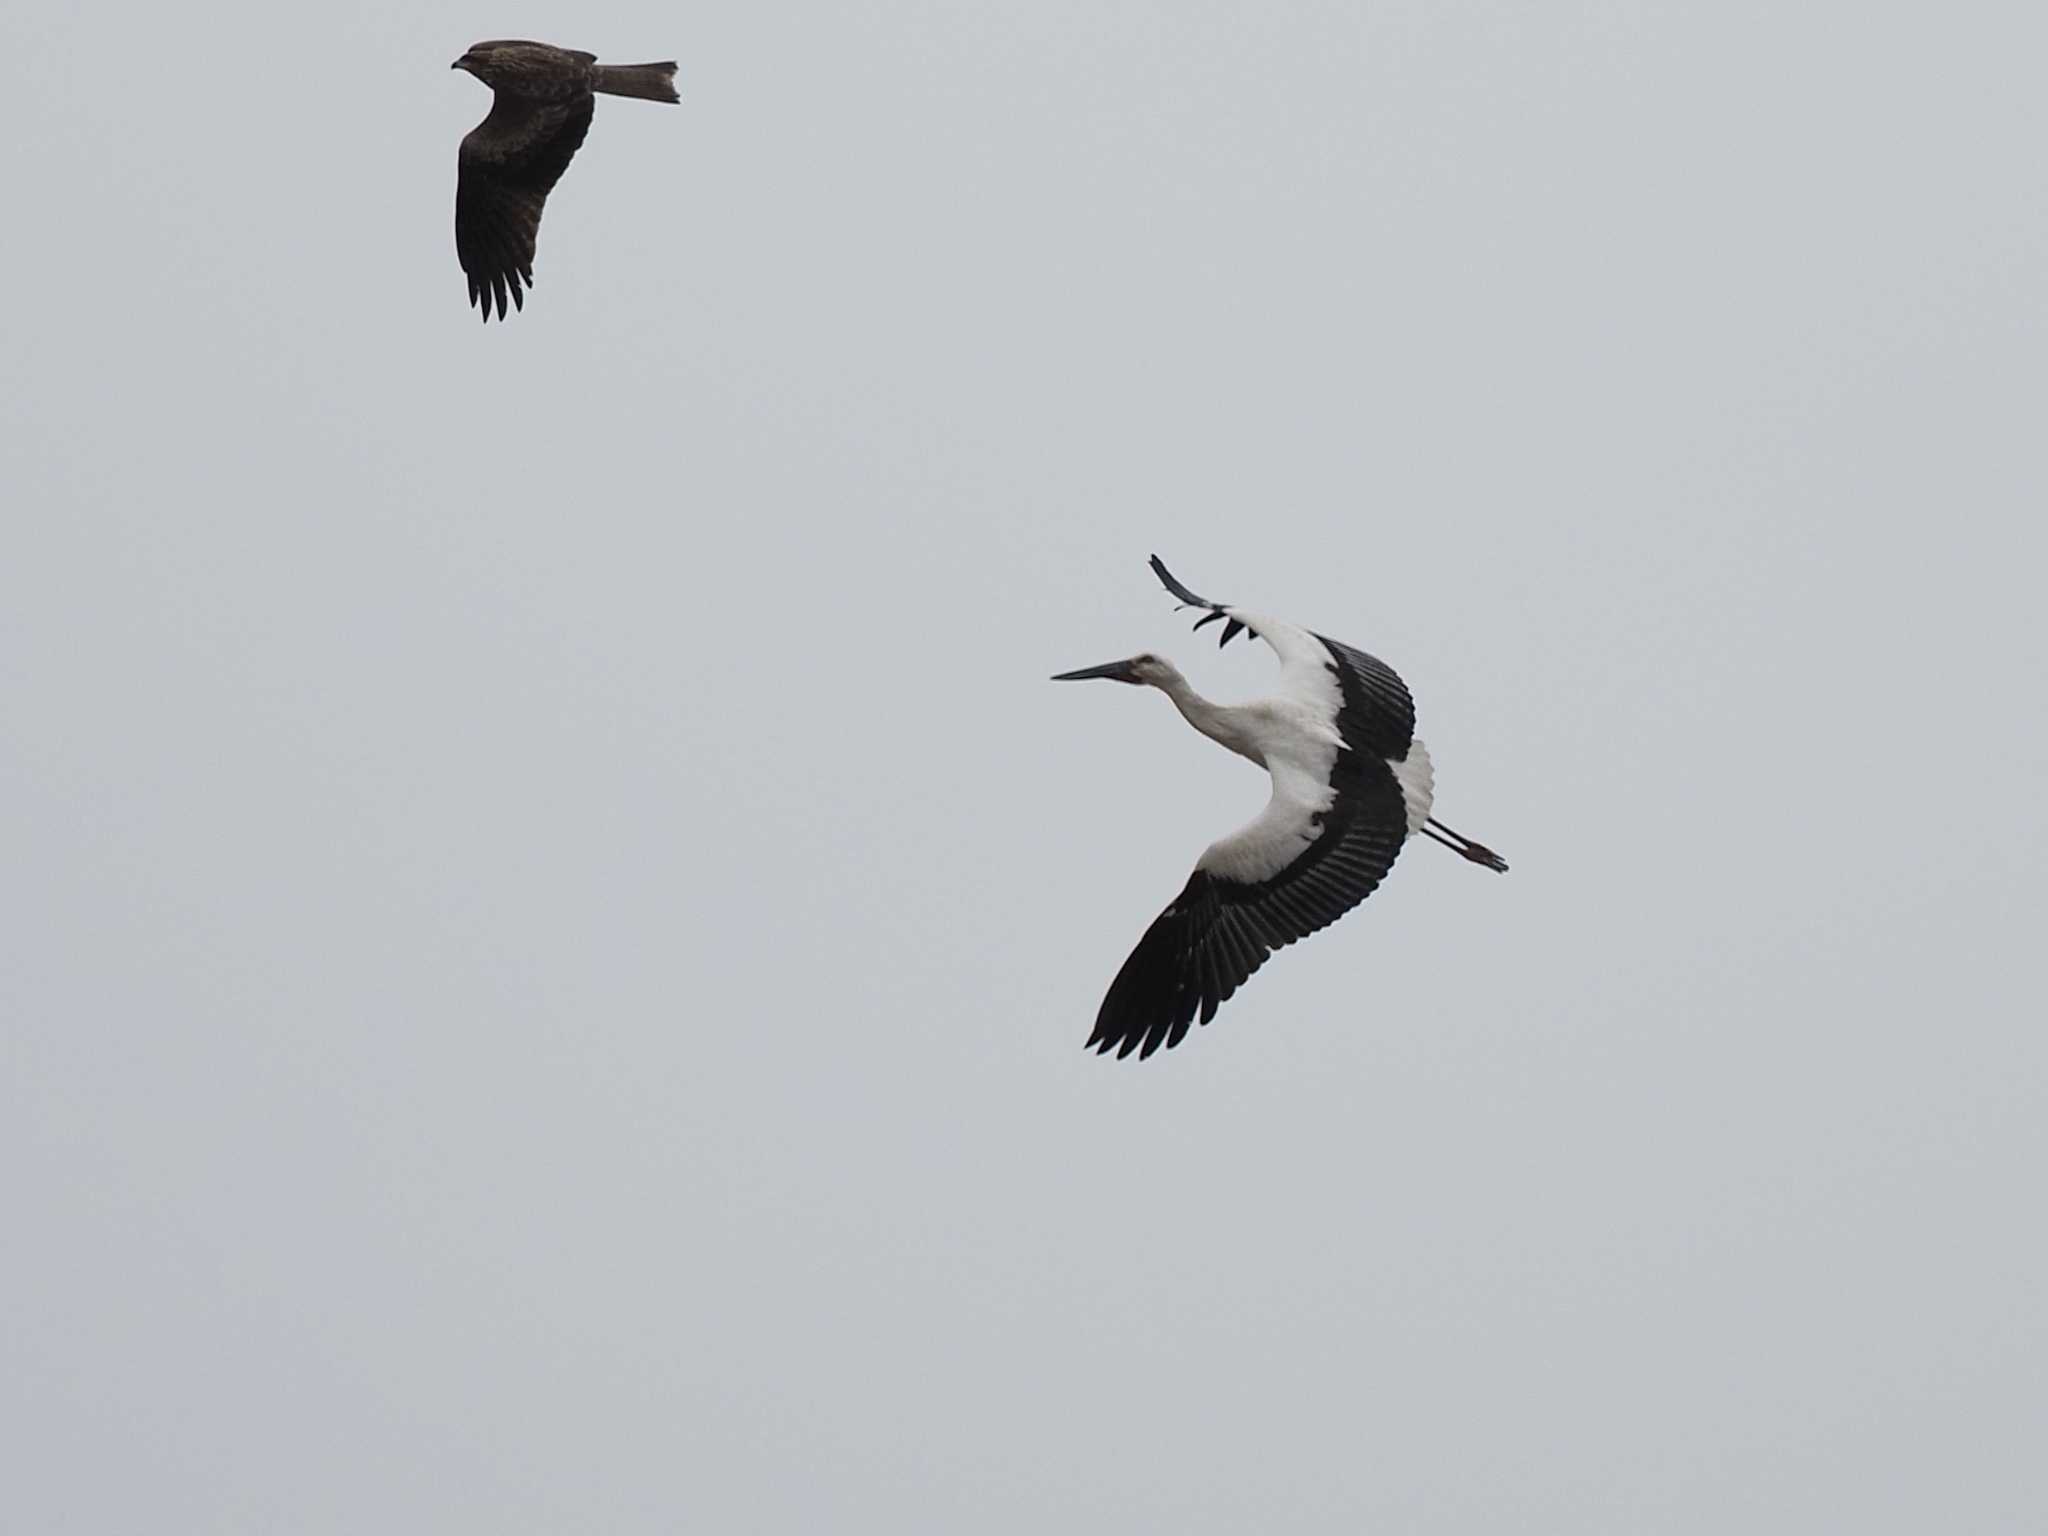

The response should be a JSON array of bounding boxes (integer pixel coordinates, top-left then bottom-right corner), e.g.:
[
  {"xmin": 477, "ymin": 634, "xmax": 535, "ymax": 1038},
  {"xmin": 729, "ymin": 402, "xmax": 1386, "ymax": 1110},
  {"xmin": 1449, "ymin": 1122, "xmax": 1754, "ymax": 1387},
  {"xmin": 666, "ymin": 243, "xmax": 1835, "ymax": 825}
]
[{"xmin": 1050, "ymin": 653, "xmax": 1183, "ymax": 689}]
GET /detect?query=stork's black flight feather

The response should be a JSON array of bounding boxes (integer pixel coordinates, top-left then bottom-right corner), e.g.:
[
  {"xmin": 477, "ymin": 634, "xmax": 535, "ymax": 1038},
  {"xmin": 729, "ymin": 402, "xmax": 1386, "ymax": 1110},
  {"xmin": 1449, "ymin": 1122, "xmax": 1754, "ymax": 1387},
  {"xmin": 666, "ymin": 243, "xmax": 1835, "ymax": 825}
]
[{"xmin": 1151, "ymin": 555, "xmax": 1257, "ymax": 646}]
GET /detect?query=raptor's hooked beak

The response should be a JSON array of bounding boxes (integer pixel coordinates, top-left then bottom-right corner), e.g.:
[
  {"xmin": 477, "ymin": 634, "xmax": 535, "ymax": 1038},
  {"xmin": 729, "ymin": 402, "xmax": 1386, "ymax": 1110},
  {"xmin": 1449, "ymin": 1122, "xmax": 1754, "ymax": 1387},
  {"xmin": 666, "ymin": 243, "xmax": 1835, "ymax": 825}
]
[
  {"xmin": 1051, "ymin": 659, "xmax": 1143, "ymax": 685},
  {"xmin": 451, "ymin": 57, "xmax": 470, "ymax": 71}
]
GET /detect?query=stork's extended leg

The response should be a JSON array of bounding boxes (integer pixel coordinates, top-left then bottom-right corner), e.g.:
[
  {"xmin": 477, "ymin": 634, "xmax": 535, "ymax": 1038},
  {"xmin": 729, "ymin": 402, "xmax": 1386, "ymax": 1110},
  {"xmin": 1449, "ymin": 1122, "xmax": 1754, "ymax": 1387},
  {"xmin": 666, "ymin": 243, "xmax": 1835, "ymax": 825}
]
[{"xmin": 1423, "ymin": 818, "xmax": 1509, "ymax": 873}]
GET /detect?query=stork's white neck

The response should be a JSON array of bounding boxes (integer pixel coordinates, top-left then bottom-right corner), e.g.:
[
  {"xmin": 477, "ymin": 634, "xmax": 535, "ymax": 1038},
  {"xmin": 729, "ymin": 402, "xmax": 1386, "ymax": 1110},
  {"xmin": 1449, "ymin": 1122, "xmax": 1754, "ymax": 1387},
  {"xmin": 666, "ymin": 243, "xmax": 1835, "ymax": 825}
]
[{"xmin": 1154, "ymin": 671, "xmax": 1264, "ymax": 767}]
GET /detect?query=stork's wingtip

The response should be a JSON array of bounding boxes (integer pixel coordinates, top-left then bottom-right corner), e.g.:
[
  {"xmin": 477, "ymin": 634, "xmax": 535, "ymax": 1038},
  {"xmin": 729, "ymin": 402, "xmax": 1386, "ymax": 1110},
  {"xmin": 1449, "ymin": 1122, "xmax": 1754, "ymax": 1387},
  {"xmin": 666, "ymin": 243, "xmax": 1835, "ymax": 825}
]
[
  {"xmin": 1147, "ymin": 553, "xmax": 1177, "ymax": 600},
  {"xmin": 1149, "ymin": 555, "xmax": 1218, "ymax": 612}
]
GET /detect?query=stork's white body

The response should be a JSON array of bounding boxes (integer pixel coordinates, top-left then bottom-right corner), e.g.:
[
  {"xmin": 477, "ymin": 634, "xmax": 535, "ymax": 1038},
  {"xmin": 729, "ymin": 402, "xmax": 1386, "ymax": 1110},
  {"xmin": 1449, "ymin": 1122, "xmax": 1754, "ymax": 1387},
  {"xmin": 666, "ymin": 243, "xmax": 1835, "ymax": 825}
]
[
  {"xmin": 1159, "ymin": 609, "xmax": 1436, "ymax": 884},
  {"xmin": 1054, "ymin": 558, "xmax": 1502, "ymax": 1060}
]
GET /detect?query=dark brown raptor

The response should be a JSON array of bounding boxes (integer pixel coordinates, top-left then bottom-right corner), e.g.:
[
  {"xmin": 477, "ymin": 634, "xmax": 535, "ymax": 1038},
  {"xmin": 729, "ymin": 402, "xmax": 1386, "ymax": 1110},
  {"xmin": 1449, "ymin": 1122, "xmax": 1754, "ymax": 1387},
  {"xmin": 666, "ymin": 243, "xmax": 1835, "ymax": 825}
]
[{"xmin": 450, "ymin": 40, "xmax": 678, "ymax": 322}]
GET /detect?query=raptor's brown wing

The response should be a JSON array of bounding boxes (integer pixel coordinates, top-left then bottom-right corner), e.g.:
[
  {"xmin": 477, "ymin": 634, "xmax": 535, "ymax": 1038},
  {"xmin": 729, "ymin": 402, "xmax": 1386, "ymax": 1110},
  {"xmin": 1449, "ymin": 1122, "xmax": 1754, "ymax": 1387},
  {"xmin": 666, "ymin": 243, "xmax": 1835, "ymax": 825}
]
[{"xmin": 455, "ymin": 93, "xmax": 595, "ymax": 321}]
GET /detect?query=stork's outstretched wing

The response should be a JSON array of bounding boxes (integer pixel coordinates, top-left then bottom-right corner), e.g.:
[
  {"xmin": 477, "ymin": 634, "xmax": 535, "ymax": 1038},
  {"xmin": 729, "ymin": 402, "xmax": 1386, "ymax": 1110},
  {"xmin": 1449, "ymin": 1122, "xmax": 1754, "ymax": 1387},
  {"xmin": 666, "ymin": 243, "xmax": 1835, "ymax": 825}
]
[
  {"xmin": 456, "ymin": 94, "xmax": 595, "ymax": 321},
  {"xmin": 1149, "ymin": 556, "xmax": 1412, "ymax": 745},
  {"xmin": 1149, "ymin": 555, "xmax": 1416, "ymax": 756}
]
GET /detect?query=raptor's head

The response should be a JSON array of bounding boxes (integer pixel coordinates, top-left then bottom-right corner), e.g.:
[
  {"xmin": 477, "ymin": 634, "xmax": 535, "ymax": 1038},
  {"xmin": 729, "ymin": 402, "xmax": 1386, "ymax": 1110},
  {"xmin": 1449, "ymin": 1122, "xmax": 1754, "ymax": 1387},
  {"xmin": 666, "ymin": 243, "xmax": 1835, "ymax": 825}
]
[{"xmin": 450, "ymin": 41, "xmax": 530, "ymax": 87}]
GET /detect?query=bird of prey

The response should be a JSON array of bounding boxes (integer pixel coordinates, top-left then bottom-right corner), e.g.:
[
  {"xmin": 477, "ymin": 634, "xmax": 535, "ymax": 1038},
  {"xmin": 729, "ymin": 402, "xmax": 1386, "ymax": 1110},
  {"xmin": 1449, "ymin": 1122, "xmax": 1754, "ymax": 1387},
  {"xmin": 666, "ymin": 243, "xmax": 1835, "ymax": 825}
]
[
  {"xmin": 1053, "ymin": 558, "xmax": 1508, "ymax": 1059},
  {"xmin": 450, "ymin": 40, "xmax": 678, "ymax": 322}
]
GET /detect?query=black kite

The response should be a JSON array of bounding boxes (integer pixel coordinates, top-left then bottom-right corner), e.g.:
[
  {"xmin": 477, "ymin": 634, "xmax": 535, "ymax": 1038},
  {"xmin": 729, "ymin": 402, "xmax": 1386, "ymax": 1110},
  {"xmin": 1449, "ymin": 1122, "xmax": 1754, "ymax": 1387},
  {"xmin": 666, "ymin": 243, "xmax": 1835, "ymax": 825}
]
[{"xmin": 451, "ymin": 40, "xmax": 678, "ymax": 322}]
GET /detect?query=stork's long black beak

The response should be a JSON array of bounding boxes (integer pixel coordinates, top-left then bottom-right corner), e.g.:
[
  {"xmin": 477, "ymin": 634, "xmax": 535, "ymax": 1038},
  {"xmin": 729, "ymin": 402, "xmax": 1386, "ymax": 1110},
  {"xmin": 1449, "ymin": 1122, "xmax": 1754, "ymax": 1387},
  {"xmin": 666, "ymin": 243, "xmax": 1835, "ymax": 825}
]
[{"xmin": 1051, "ymin": 659, "xmax": 1142, "ymax": 684}]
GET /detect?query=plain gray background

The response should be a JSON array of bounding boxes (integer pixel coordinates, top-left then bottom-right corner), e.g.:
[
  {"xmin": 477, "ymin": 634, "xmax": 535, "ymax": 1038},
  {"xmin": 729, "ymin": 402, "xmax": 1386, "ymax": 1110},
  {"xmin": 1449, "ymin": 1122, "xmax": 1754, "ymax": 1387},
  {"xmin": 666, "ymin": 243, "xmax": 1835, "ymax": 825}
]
[{"xmin": 5, "ymin": 1, "xmax": 2045, "ymax": 1529}]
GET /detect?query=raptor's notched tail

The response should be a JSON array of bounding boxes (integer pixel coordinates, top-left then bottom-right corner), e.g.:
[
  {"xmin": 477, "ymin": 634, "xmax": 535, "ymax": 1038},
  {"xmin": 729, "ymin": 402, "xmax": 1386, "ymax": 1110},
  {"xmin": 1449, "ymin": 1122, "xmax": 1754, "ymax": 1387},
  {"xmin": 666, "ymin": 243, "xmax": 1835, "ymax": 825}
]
[{"xmin": 592, "ymin": 62, "xmax": 680, "ymax": 102}]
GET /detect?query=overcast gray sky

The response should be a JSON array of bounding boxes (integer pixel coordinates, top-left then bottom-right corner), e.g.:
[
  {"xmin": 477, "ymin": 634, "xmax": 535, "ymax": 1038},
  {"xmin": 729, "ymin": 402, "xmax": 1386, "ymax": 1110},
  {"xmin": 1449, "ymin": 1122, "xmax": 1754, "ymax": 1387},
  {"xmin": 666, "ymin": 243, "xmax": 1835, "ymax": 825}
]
[{"xmin": 5, "ymin": 1, "xmax": 2046, "ymax": 1530}]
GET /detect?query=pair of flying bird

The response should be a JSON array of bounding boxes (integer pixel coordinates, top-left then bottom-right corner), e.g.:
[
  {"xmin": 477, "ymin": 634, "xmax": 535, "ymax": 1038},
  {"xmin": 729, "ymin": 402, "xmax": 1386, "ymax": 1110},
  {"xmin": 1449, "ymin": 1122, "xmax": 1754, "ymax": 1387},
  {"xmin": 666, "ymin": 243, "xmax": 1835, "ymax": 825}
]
[{"xmin": 449, "ymin": 44, "xmax": 1506, "ymax": 1059}]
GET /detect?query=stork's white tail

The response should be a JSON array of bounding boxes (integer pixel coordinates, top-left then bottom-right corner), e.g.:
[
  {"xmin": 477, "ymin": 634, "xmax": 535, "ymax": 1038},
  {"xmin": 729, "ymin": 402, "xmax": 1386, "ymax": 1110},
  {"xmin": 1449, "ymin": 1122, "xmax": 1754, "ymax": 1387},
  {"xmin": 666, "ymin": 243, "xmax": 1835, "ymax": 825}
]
[{"xmin": 592, "ymin": 62, "xmax": 679, "ymax": 102}]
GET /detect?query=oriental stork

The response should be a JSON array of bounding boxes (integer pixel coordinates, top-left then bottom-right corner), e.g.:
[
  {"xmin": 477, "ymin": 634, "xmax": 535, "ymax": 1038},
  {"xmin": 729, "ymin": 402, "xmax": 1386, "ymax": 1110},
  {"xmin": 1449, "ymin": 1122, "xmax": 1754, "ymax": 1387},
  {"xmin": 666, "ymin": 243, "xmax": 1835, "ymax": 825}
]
[{"xmin": 1053, "ymin": 556, "xmax": 1507, "ymax": 1060}]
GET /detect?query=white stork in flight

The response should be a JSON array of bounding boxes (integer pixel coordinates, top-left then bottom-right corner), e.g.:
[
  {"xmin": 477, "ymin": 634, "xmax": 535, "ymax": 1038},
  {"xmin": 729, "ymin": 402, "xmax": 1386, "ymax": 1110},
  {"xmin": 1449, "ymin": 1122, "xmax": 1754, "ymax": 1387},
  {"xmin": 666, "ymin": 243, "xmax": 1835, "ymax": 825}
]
[{"xmin": 1054, "ymin": 557, "xmax": 1507, "ymax": 1059}]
